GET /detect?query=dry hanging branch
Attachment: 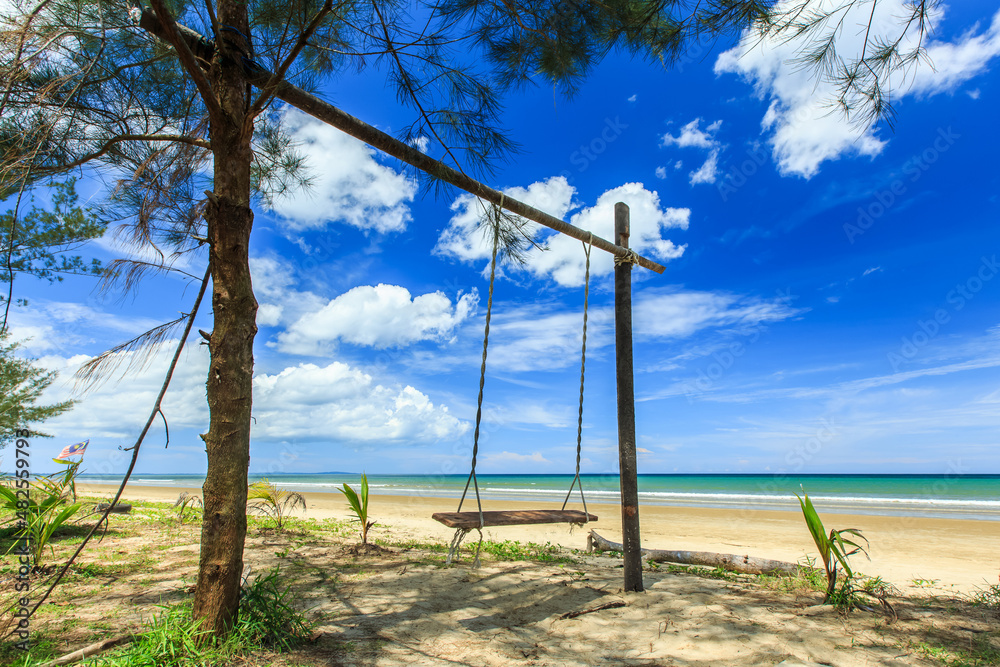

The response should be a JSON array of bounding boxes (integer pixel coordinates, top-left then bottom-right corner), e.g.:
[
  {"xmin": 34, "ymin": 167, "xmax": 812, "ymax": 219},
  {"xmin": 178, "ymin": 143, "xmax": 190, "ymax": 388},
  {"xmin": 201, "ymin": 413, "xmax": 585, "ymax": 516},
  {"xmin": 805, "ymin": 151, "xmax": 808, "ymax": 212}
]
[{"xmin": 6, "ymin": 265, "xmax": 211, "ymax": 634}]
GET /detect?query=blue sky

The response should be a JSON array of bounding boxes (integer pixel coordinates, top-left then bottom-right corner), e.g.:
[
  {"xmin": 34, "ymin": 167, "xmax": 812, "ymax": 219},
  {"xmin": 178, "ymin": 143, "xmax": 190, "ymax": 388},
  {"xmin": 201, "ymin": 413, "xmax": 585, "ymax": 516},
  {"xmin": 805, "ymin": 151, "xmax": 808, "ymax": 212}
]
[{"xmin": 8, "ymin": 2, "xmax": 1000, "ymax": 477}]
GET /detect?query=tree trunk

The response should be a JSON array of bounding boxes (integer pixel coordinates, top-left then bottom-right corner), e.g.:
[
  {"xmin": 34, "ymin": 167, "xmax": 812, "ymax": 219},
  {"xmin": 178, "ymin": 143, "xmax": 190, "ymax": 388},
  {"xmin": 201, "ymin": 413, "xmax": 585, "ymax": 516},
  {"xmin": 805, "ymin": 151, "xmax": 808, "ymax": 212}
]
[
  {"xmin": 587, "ymin": 531, "xmax": 802, "ymax": 577},
  {"xmin": 191, "ymin": 0, "xmax": 257, "ymax": 637}
]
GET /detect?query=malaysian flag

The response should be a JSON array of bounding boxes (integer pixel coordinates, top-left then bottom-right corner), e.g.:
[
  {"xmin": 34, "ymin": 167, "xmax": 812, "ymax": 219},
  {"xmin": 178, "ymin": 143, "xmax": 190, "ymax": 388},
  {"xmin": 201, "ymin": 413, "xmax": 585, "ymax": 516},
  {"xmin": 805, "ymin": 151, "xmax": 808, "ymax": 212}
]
[{"xmin": 55, "ymin": 440, "xmax": 89, "ymax": 460}]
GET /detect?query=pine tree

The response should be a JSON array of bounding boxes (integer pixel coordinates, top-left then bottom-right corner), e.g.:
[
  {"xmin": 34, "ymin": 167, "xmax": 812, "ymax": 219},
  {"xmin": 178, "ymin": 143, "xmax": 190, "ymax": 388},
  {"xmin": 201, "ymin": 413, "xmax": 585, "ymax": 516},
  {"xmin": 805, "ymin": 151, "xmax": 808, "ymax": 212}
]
[
  {"xmin": 0, "ymin": 0, "xmax": 939, "ymax": 638},
  {"xmin": 0, "ymin": 330, "xmax": 74, "ymax": 449},
  {"xmin": 1, "ymin": 178, "xmax": 105, "ymax": 326}
]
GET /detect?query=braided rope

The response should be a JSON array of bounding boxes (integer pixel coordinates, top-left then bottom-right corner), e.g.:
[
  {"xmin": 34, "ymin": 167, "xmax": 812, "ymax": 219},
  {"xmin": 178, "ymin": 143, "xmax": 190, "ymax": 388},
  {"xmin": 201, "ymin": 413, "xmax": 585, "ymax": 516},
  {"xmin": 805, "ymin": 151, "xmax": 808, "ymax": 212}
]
[
  {"xmin": 455, "ymin": 196, "xmax": 503, "ymax": 542},
  {"xmin": 562, "ymin": 234, "xmax": 592, "ymax": 522}
]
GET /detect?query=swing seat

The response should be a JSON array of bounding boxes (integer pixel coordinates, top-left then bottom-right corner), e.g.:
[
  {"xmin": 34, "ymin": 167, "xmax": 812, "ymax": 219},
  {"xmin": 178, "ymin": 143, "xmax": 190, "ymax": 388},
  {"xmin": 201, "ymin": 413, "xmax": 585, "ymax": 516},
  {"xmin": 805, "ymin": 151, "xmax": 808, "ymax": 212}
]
[{"xmin": 432, "ymin": 509, "xmax": 597, "ymax": 530}]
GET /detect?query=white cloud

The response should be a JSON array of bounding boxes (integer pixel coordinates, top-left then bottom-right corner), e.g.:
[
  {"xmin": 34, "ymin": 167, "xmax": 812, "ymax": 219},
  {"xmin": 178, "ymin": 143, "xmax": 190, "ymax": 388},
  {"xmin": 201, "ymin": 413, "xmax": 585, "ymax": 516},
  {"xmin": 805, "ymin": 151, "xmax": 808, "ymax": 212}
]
[
  {"xmin": 528, "ymin": 183, "xmax": 687, "ymax": 286},
  {"xmin": 38, "ymin": 346, "xmax": 211, "ymax": 447},
  {"xmin": 688, "ymin": 149, "xmax": 720, "ymax": 185},
  {"xmin": 409, "ymin": 136, "xmax": 430, "ymax": 152},
  {"xmin": 633, "ymin": 288, "xmax": 800, "ymax": 339},
  {"xmin": 863, "ymin": 266, "xmax": 882, "ymax": 276},
  {"xmin": 252, "ymin": 361, "xmax": 467, "ymax": 443},
  {"xmin": 661, "ymin": 118, "xmax": 723, "ymax": 186},
  {"xmin": 661, "ymin": 118, "xmax": 721, "ymax": 149},
  {"xmin": 907, "ymin": 11, "xmax": 1000, "ymax": 96},
  {"xmin": 627, "ymin": 94, "xmax": 637, "ymax": 103},
  {"xmin": 278, "ymin": 283, "xmax": 477, "ymax": 355},
  {"xmin": 655, "ymin": 166, "xmax": 668, "ymax": 179},
  {"xmin": 5, "ymin": 300, "xmax": 167, "ymax": 356},
  {"xmin": 436, "ymin": 177, "xmax": 689, "ymax": 287},
  {"xmin": 38, "ymin": 343, "xmax": 466, "ymax": 450},
  {"xmin": 966, "ymin": 89, "xmax": 981, "ymax": 100},
  {"xmin": 250, "ymin": 255, "xmax": 327, "ymax": 329},
  {"xmin": 486, "ymin": 304, "xmax": 612, "ymax": 373},
  {"xmin": 434, "ymin": 176, "xmax": 575, "ymax": 264},
  {"xmin": 716, "ymin": 5, "xmax": 1000, "ymax": 178},
  {"xmin": 268, "ymin": 109, "xmax": 417, "ymax": 233}
]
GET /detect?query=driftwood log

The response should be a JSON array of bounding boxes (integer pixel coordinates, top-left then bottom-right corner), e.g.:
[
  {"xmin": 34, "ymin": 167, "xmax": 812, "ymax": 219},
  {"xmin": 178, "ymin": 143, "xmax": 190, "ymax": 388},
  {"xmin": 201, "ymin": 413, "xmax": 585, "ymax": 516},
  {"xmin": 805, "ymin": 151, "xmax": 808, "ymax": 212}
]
[
  {"xmin": 94, "ymin": 502, "xmax": 132, "ymax": 514},
  {"xmin": 39, "ymin": 635, "xmax": 132, "ymax": 666},
  {"xmin": 588, "ymin": 530, "xmax": 801, "ymax": 577}
]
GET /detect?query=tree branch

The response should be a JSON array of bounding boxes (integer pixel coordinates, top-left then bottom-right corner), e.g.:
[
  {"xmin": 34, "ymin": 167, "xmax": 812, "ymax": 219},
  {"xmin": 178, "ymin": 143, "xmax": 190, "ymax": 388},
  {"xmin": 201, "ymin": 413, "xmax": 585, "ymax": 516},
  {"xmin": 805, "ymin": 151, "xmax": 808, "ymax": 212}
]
[
  {"xmin": 145, "ymin": 0, "xmax": 223, "ymax": 120},
  {"xmin": 27, "ymin": 133, "xmax": 210, "ymax": 173},
  {"xmin": 8, "ymin": 265, "xmax": 211, "ymax": 632},
  {"xmin": 245, "ymin": 0, "xmax": 334, "ymax": 124}
]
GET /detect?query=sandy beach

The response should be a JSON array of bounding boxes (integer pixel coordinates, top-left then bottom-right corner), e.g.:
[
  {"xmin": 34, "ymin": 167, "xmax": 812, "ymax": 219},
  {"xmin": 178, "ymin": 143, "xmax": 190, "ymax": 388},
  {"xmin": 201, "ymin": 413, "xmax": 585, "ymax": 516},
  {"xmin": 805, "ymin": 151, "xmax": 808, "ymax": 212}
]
[
  {"xmin": 78, "ymin": 482, "xmax": 999, "ymax": 594},
  {"xmin": 9, "ymin": 483, "xmax": 987, "ymax": 666}
]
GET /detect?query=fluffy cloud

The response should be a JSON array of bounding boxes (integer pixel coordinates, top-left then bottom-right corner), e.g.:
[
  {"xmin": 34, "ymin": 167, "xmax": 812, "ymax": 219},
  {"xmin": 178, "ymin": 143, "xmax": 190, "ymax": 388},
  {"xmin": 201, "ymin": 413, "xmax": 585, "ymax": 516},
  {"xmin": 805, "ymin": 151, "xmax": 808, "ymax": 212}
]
[
  {"xmin": 436, "ymin": 177, "xmax": 688, "ymax": 287},
  {"xmin": 907, "ymin": 11, "xmax": 1000, "ymax": 96},
  {"xmin": 37, "ymin": 343, "xmax": 466, "ymax": 453},
  {"xmin": 278, "ymin": 283, "xmax": 477, "ymax": 355},
  {"xmin": 250, "ymin": 255, "xmax": 327, "ymax": 328},
  {"xmin": 661, "ymin": 118, "xmax": 722, "ymax": 150},
  {"xmin": 716, "ymin": 4, "xmax": 1000, "ymax": 178},
  {"xmin": 661, "ymin": 118, "xmax": 723, "ymax": 185},
  {"xmin": 688, "ymin": 149, "xmax": 719, "ymax": 185},
  {"xmin": 434, "ymin": 176, "xmax": 576, "ymax": 264},
  {"xmin": 251, "ymin": 361, "xmax": 467, "ymax": 443},
  {"xmin": 268, "ymin": 109, "xmax": 417, "ymax": 233}
]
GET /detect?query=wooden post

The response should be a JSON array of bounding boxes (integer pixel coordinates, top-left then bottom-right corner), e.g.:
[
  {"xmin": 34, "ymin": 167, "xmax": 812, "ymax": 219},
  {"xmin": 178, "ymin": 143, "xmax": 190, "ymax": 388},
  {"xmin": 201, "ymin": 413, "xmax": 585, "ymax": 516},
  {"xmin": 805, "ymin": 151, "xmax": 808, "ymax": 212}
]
[{"xmin": 614, "ymin": 202, "xmax": 643, "ymax": 593}]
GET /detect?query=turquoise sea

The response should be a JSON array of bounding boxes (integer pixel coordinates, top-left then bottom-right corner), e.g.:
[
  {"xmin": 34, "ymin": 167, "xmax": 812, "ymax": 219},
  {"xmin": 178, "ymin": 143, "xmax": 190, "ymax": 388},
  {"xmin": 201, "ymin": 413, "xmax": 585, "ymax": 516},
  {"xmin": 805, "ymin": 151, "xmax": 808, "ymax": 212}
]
[{"xmin": 76, "ymin": 473, "xmax": 1000, "ymax": 521}]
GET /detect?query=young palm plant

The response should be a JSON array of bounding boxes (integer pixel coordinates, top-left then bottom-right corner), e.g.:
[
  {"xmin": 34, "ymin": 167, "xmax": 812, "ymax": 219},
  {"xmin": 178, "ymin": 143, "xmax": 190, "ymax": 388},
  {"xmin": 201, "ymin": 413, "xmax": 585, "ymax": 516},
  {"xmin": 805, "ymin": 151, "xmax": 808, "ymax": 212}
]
[
  {"xmin": 796, "ymin": 489, "xmax": 870, "ymax": 603},
  {"xmin": 246, "ymin": 479, "xmax": 306, "ymax": 531},
  {"xmin": 0, "ymin": 461, "xmax": 82, "ymax": 568},
  {"xmin": 339, "ymin": 473, "xmax": 375, "ymax": 545}
]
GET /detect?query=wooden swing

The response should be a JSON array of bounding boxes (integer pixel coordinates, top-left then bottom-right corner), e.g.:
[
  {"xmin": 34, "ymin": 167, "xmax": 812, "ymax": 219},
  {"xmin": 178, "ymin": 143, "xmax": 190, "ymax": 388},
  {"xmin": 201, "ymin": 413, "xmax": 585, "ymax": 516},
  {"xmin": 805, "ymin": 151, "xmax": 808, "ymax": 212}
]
[{"xmin": 432, "ymin": 202, "xmax": 596, "ymax": 561}]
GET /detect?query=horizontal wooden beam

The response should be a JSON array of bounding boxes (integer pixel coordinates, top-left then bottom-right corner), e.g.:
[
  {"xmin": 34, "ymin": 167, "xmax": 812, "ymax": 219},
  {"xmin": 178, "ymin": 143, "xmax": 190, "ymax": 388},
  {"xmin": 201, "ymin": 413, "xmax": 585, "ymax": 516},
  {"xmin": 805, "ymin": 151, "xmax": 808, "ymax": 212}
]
[{"xmin": 138, "ymin": 9, "xmax": 667, "ymax": 274}]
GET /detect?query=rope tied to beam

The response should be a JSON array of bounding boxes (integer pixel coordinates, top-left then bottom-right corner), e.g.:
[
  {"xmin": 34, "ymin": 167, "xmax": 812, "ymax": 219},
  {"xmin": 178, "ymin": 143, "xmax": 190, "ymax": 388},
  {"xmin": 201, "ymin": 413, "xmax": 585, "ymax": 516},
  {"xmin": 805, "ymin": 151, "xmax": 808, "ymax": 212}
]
[
  {"xmin": 561, "ymin": 233, "xmax": 592, "ymax": 523},
  {"xmin": 450, "ymin": 195, "xmax": 503, "ymax": 566},
  {"xmin": 613, "ymin": 248, "xmax": 641, "ymax": 268}
]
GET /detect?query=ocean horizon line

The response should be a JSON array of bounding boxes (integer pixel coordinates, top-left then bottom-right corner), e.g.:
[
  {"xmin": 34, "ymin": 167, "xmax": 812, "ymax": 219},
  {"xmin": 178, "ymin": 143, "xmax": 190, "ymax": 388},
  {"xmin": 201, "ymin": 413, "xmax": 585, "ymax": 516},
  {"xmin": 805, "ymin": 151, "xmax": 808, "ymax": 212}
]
[{"xmin": 76, "ymin": 472, "xmax": 1000, "ymax": 478}]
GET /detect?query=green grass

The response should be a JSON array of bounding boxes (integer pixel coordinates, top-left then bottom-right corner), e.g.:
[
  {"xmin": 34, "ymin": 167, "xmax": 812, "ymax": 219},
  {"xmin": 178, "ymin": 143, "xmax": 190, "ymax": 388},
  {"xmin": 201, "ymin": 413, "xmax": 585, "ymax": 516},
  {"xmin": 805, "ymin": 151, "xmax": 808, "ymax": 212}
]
[
  {"xmin": 910, "ymin": 635, "xmax": 1000, "ymax": 667},
  {"xmin": 967, "ymin": 583, "xmax": 1000, "ymax": 612},
  {"xmin": 0, "ymin": 631, "xmax": 60, "ymax": 666},
  {"xmin": 79, "ymin": 568, "xmax": 313, "ymax": 667},
  {"xmin": 479, "ymin": 539, "xmax": 576, "ymax": 563}
]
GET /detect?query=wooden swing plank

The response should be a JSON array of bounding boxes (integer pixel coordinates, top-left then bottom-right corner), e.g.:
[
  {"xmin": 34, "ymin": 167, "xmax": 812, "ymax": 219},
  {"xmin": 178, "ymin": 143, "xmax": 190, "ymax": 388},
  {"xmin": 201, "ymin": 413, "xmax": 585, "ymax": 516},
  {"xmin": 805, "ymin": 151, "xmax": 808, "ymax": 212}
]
[{"xmin": 432, "ymin": 509, "xmax": 597, "ymax": 530}]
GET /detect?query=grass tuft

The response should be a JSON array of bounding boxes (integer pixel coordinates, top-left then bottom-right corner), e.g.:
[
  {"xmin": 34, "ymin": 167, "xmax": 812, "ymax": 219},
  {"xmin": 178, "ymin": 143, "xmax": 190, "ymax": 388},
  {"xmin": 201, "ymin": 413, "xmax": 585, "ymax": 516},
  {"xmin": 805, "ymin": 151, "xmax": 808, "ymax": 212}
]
[
  {"xmin": 968, "ymin": 583, "xmax": 1000, "ymax": 613},
  {"xmin": 86, "ymin": 567, "xmax": 312, "ymax": 666}
]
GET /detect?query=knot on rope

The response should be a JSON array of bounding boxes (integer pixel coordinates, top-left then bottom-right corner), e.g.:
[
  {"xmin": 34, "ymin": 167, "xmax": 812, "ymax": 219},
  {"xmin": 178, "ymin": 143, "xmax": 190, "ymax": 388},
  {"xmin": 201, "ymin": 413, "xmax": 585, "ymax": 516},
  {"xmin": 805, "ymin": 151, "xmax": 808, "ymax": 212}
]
[
  {"xmin": 446, "ymin": 527, "xmax": 483, "ymax": 567},
  {"xmin": 614, "ymin": 249, "xmax": 641, "ymax": 267}
]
